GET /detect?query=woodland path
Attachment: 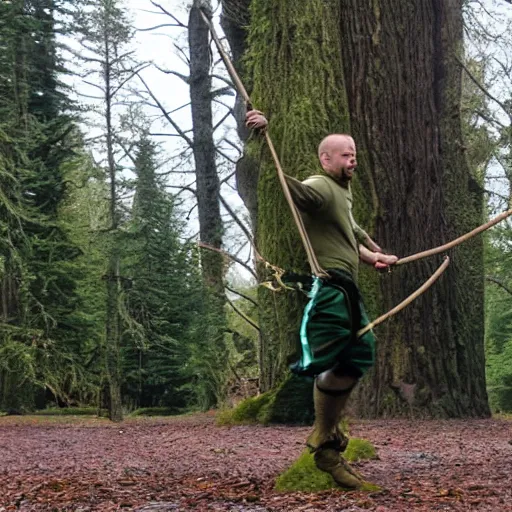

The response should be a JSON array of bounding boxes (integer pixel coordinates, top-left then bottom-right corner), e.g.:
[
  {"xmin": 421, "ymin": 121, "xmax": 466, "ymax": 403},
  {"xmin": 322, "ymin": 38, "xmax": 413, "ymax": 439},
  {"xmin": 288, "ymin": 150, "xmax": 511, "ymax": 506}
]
[{"xmin": 0, "ymin": 413, "xmax": 511, "ymax": 511}]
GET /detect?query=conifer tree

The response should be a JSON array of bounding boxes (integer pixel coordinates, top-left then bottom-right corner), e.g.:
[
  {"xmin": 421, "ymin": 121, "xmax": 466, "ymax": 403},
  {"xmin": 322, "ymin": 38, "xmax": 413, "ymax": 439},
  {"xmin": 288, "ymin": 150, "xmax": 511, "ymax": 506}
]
[
  {"xmin": 72, "ymin": 0, "xmax": 145, "ymax": 421},
  {"xmin": 0, "ymin": 0, "xmax": 89, "ymax": 412},
  {"xmin": 121, "ymin": 136, "xmax": 203, "ymax": 409}
]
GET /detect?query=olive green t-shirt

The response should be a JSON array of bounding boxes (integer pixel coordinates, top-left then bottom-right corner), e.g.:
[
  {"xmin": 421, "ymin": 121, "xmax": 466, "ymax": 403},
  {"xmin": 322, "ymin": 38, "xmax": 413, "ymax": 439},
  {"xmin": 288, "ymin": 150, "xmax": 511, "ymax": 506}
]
[{"xmin": 285, "ymin": 173, "xmax": 362, "ymax": 281}]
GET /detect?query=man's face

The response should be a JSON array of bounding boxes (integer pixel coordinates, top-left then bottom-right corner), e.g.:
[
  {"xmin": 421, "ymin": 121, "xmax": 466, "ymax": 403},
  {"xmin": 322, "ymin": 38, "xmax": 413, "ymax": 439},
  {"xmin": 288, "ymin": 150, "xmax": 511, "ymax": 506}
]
[{"xmin": 319, "ymin": 136, "xmax": 357, "ymax": 180}]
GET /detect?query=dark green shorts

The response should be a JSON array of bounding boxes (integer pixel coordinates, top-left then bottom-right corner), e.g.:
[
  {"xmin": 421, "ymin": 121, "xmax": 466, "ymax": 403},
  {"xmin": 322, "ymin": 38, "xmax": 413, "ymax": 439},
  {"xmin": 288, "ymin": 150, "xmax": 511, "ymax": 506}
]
[{"xmin": 290, "ymin": 270, "xmax": 375, "ymax": 378}]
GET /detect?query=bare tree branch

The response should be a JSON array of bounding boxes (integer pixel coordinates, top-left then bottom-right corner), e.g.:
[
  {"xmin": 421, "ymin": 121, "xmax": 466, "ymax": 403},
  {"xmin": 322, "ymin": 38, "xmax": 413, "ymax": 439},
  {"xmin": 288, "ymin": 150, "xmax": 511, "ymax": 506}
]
[
  {"xmin": 166, "ymin": 183, "xmax": 197, "ymax": 196},
  {"xmin": 226, "ymin": 297, "xmax": 260, "ymax": 331},
  {"xmin": 154, "ymin": 64, "xmax": 190, "ymax": 83},
  {"xmin": 213, "ymin": 109, "xmax": 232, "ymax": 133},
  {"xmin": 111, "ymin": 63, "xmax": 151, "ymax": 98},
  {"xmin": 225, "ymin": 284, "xmax": 258, "ymax": 307},
  {"xmin": 486, "ymin": 276, "xmax": 512, "ymax": 295},
  {"xmin": 136, "ymin": 23, "xmax": 183, "ymax": 31},
  {"xmin": 216, "ymin": 147, "xmax": 237, "ymax": 164},
  {"xmin": 198, "ymin": 242, "xmax": 258, "ymax": 279},
  {"xmin": 218, "ymin": 195, "xmax": 257, "ymax": 263},
  {"xmin": 114, "ymin": 136, "xmax": 137, "ymax": 166},
  {"xmin": 220, "ymin": 170, "xmax": 237, "ymax": 185},
  {"xmin": 150, "ymin": 1, "xmax": 186, "ymax": 27},
  {"xmin": 137, "ymin": 72, "xmax": 194, "ymax": 147},
  {"xmin": 456, "ymin": 55, "xmax": 512, "ymax": 122}
]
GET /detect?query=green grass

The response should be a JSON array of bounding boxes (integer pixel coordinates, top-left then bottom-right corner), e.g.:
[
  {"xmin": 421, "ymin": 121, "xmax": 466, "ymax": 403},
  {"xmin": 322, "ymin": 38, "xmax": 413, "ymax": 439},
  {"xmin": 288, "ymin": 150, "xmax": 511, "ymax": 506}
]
[
  {"xmin": 129, "ymin": 407, "xmax": 182, "ymax": 417},
  {"xmin": 33, "ymin": 407, "xmax": 99, "ymax": 416},
  {"xmin": 275, "ymin": 438, "xmax": 380, "ymax": 493}
]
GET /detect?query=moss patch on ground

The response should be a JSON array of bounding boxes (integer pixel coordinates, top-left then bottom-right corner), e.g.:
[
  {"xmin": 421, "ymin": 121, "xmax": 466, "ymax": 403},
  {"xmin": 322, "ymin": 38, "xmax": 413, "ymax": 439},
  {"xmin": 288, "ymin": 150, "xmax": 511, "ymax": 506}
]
[
  {"xmin": 217, "ymin": 374, "xmax": 315, "ymax": 426},
  {"xmin": 216, "ymin": 393, "xmax": 275, "ymax": 426},
  {"xmin": 275, "ymin": 438, "xmax": 380, "ymax": 493}
]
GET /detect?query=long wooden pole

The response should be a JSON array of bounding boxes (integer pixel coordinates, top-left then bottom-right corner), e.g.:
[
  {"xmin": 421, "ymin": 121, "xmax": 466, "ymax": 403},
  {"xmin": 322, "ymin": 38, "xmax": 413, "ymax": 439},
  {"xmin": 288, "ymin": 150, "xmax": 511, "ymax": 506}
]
[
  {"xmin": 396, "ymin": 209, "xmax": 512, "ymax": 266},
  {"xmin": 357, "ymin": 256, "xmax": 450, "ymax": 337},
  {"xmin": 199, "ymin": 10, "xmax": 327, "ymax": 278}
]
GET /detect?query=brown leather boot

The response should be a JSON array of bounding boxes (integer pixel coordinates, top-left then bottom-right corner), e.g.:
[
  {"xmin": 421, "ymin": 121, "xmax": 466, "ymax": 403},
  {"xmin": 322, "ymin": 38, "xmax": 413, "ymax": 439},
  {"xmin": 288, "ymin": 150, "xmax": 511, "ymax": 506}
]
[{"xmin": 314, "ymin": 438, "xmax": 364, "ymax": 489}]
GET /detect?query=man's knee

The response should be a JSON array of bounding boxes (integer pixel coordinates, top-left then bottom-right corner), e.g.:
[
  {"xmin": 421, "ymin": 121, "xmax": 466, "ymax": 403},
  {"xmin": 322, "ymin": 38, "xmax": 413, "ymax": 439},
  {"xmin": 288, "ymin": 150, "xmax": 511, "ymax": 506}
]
[{"xmin": 316, "ymin": 369, "xmax": 358, "ymax": 392}]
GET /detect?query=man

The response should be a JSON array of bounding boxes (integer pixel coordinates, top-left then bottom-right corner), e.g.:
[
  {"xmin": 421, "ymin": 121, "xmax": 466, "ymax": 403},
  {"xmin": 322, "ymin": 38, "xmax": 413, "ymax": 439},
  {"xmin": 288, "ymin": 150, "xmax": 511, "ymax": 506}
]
[{"xmin": 246, "ymin": 110, "xmax": 397, "ymax": 489}]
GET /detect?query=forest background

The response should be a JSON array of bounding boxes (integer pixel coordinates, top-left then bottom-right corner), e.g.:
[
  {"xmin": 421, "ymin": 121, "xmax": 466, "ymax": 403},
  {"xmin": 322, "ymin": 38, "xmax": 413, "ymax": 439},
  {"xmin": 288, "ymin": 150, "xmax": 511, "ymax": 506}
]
[{"xmin": 0, "ymin": 0, "xmax": 511, "ymax": 424}]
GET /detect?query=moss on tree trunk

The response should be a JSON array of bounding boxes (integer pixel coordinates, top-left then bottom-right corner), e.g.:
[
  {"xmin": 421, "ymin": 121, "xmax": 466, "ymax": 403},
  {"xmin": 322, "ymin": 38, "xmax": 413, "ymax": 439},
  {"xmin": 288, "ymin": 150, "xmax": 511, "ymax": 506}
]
[
  {"xmin": 226, "ymin": 0, "xmax": 489, "ymax": 420},
  {"xmin": 247, "ymin": 0, "xmax": 350, "ymax": 401}
]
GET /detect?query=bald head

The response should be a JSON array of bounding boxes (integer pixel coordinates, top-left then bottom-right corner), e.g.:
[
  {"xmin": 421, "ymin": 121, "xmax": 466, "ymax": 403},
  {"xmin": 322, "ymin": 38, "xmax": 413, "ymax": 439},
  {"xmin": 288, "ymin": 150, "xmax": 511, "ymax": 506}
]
[
  {"xmin": 317, "ymin": 134, "xmax": 357, "ymax": 180},
  {"xmin": 318, "ymin": 134, "xmax": 355, "ymax": 159}
]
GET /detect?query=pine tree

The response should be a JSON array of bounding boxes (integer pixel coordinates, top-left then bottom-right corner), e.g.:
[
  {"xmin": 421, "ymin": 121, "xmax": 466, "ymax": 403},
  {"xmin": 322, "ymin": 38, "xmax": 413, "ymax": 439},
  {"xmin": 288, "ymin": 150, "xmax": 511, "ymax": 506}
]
[
  {"xmin": 121, "ymin": 136, "xmax": 203, "ymax": 410},
  {"xmin": 0, "ymin": 0, "xmax": 90, "ymax": 412},
  {"xmin": 72, "ymin": 0, "xmax": 143, "ymax": 421}
]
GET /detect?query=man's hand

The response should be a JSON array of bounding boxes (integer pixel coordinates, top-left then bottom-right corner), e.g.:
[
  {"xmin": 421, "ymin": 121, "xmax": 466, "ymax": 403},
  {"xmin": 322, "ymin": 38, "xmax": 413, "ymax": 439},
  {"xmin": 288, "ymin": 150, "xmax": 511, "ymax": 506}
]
[
  {"xmin": 246, "ymin": 110, "xmax": 268, "ymax": 130},
  {"xmin": 373, "ymin": 253, "xmax": 398, "ymax": 270},
  {"xmin": 359, "ymin": 245, "xmax": 398, "ymax": 270}
]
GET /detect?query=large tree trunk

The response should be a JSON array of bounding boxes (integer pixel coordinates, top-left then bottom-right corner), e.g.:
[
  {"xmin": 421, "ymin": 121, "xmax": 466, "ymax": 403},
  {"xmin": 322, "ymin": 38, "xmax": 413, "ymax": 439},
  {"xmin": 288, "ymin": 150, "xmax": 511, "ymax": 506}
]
[
  {"xmin": 231, "ymin": 0, "xmax": 489, "ymax": 419},
  {"xmin": 340, "ymin": 0, "xmax": 489, "ymax": 417},
  {"xmin": 189, "ymin": 2, "xmax": 224, "ymax": 297},
  {"xmin": 245, "ymin": 0, "xmax": 350, "ymax": 398},
  {"xmin": 189, "ymin": 1, "xmax": 228, "ymax": 407}
]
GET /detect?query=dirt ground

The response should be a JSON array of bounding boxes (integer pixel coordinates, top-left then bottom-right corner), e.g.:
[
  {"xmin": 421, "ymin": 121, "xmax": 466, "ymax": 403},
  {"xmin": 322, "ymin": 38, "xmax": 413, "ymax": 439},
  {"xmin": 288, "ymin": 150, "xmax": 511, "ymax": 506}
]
[{"xmin": 0, "ymin": 413, "xmax": 511, "ymax": 511}]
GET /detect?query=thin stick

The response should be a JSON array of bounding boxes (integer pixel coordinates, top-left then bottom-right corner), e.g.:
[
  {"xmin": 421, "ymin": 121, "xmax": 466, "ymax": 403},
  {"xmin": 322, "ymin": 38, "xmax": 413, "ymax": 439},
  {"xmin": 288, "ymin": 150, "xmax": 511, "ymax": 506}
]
[
  {"xmin": 357, "ymin": 256, "xmax": 450, "ymax": 338},
  {"xmin": 396, "ymin": 209, "xmax": 512, "ymax": 266},
  {"xmin": 198, "ymin": 242, "xmax": 258, "ymax": 279},
  {"xmin": 199, "ymin": 10, "xmax": 327, "ymax": 278}
]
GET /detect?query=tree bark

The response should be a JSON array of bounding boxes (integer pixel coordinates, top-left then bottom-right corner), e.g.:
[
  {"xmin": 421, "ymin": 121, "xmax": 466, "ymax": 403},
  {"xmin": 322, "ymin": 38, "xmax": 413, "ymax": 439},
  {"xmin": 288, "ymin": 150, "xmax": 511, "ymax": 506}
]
[
  {"xmin": 231, "ymin": 0, "xmax": 489, "ymax": 419},
  {"xmin": 339, "ymin": 0, "xmax": 489, "ymax": 417},
  {"xmin": 189, "ymin": 2, "xmax": 224, "ymax": 298},
  {"xmin": 220, "ymin": 0, "xmax": 259, "ymax": 232},
  {"xmin": 189, "ymin": 1, "xmax": 228, "ymax": 407}
]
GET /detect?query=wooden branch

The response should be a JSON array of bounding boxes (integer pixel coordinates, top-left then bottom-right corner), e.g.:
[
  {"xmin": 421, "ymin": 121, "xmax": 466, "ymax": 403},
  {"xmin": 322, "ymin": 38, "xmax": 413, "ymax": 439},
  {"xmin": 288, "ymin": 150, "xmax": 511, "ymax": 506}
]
[
  {"xmin": 486, "ymin": 276, "xmax": 512, "ymax": 296},
  {"xmin": 137, "ymin": 73, "xmax": 194, "ymax": 147},
  {"xmin": 357, "ymin": 256, "xmax": 451, "ymax": 338},
  {"xmin": 225, "ymin": 284, "xmax": 258, "ymax": 307},
  {"xmin": 456, "ymin": 55, "xmax": 512, "ymax": 122},
  {"xmin": 150, "ymin": 1, "xmax": 186, "ymax": 27},
  {"xmin": 220, "ymin": 170, "xmax": 237, "ymax": 185},
  {"xmin": 219, "ymin": 195, "xmax": 254, "ymax": 248},
  {"xmin": 136, "ymin": 23, "xmax": 183, "ymax": 31},
  {"xmin": 226, "ymin": 297, "xmax": 260, "ymax": 332},
  {"xmin": 215, "ymin": 147, "xmax": 237, "ymax": 164},
  {"xmin": 213, "ymin": 109, "xmax": 232, "ymax": 132},
  {"xmin": 396, "ymin": 209, "xmax": 512, "ymax": 265},
  {"xmin": 198, "ymin": 242, "xmax": 258, "ymax": 279},
  {"xmin": 153, "ymin": 65, "xmax": 190, "ymax": 84},
  {"xmin": 166, "ymin": 183, "xmax": 197, "ymax": 196}
]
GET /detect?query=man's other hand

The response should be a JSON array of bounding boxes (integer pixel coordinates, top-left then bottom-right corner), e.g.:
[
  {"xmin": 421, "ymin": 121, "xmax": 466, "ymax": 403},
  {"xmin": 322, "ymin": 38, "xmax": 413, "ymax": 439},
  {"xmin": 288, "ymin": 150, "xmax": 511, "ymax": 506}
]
[
  {"xmin": 246, "ymin": 110, "xmax": 268, "ymax": 130},
  {"xmin": 374, "ymin": 253, "xmax": 398, "ymax": 270}
]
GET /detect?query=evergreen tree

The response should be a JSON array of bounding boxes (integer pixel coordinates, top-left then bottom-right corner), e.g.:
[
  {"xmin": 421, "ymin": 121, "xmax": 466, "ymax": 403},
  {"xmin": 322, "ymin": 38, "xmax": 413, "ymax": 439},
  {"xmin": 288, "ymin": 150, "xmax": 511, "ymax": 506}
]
[
  {"xmin": 121, "ymin": 136, "xmax": 203, "ymax": 410},
  {"xmin": 0, "ymin": 0, "xmax": 91, "ymax": 412},
  {"xmin": 72, "ymin": 0, "xmax": 143, "ymax": 421}
]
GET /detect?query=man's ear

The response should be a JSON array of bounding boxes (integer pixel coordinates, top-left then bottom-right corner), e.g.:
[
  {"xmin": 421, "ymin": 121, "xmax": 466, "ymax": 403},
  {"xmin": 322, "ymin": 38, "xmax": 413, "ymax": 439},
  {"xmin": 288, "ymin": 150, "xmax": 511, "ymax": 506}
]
[{"xmin": 319, "ymin": 152, "xmax": 330, "ymax": 168}]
